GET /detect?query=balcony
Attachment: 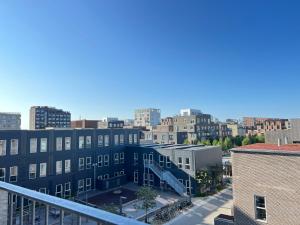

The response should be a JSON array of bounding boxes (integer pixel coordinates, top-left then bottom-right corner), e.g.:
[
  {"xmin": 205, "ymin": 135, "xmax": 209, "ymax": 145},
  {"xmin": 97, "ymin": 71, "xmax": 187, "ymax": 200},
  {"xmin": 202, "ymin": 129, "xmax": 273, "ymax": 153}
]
[{"xmin": 0, "ymin": 181, "xmax": 145, "ymax": 225}]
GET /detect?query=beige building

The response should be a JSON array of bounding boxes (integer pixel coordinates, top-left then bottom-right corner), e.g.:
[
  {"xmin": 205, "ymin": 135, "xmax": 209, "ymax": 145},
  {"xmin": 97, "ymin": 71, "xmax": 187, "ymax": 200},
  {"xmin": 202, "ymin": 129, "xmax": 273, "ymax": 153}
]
[
  {"xmin": 226, "ymin": 123, "xmax": 245, "ymax": 137},
  {"xmin": 220, "ymin": 144, "xmax": 300, "ymax": 225}
]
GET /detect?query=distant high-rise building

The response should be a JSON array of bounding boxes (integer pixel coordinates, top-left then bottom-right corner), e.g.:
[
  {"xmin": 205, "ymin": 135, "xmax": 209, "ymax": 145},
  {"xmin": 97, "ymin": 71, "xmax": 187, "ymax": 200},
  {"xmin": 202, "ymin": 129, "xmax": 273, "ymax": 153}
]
[
  {"xmin": 134, "ymin": 108, "xmax": 161, "ymax": 127},
  {"xmin": 30, "ymin": 106, "xmax": 71, "ymax": 130},
  {"xmin": 0, "ymin": 112, "xmax": 21, "ymax": 130},
  {"xmin": 180, "ymin": 108, "xmax": 202, "ymax": 116}
]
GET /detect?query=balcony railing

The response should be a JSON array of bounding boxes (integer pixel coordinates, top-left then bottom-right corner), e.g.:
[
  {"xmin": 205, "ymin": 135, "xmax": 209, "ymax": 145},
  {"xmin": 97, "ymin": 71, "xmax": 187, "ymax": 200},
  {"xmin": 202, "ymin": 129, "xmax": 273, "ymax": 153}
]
[{"xmin": 0, "ymin": 181, "xmax": 145, "ymax": 225}]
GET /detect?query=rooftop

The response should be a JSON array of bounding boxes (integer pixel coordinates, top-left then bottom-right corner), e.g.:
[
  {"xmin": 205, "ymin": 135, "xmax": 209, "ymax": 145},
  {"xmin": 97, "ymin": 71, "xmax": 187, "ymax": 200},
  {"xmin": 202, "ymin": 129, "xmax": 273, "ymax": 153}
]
[
  {"xmin": 232, "ymin": 143, "xmax": 300, "ymax": 153},
  {"xmin": 140, "ymin": 144, "xmax": 219, "ymax": 151}
]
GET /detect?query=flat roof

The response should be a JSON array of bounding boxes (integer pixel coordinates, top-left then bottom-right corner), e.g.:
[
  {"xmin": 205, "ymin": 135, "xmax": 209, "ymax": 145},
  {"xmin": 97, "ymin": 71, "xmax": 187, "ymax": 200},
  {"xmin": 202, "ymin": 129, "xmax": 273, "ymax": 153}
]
[
  {"xmin": 232, "ymin": 143, "xmax": 300, "ymax": 154},
  {"xmin": 140, "ymin": 144, "xmax": 218, "ymax": 151}
]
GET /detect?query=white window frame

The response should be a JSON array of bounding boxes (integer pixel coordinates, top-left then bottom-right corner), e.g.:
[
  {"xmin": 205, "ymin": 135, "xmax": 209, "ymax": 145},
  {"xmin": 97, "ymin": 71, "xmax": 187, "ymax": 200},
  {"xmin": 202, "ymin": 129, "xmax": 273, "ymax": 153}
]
[
  {"xmin": 98, "ymin": 155, "xmax": 103, "ymax": 167},
  {"xmin": 120, "ymin": 134, "xmax": 124, "ymax": 145},
  {"xmin": 104, "ymin": 135, "xmax": 110, "ymax": 147},
  {"xmin": 185, "ymin": 157, "xmax": 191, "ymax": 170},
  {"xmin": 134, "ymin": 152, "xmax": 138, "ymax": 164},
  {"xmin": 9, "ymin": 166, "xmax": 18, "ymax": 182},
  {"xmin": 0, "ymin": 140, "xmax": 6, "ymax": 156},
  {"xmin": 166, "ymin": 156, "xmax": 171, "ymax": 168},
  {"xmin": 98, "ymin": 135, "xmax": 103, "ymax": 147},
  {"xmin": 30, "ymin": 138, "xmax": 37, "ymax": 153},
  {"xmin": 65, "ymin": 137, "xmax": 71, "ymax": 150},
  {"xmin": 29, "ymin": 164, "xmax": 37, "ymax": 179},
  {"xmin": 78, "ymin": 179, "xmax": 84, "ymax": 193},
  {"xmin": 159, "ymin": 155, "xmax": 164, "ymax": 167},
  {"xmin": 78, "ymin": 136, "xmax": 84, "ymax": 149},
  {"xmin": 178, "ymin": 157, "xmax": 183, "ymax": 168},
  {"xmin": 65, "ymin": 159, "xmax": 71, "ymax": 173},
  {"xmin": 86, "ymin": 136, "xmax": 92, "ymax": 148},
  {"xmin": 129, "ymin": 134, "xmax": 133, "ymax": 144},
  {"xmin": 120, "ymin": 152, "xmax": 124, "ymax": 164},
  {"xmin": 104, "ymin": 154, "xmax": 109, "ymax": 166},
  {"xmin": 56, "ymin": 161, "xmax": 62, "ymax": 175},
  {"xmin": 10, "ymin": 139, "xmax": 18, "ymax": 155},
  {"xmin": 86, "ymin": 157, "xmax": 92, "ymax": 169},
  {"xmin": 86, "ymin": 178, "xmax": 92, "ymax": 191},
  {"xmin": 56, "ymin": 137, "xmax": 63, "ymax": 151},
  {"xmin": 40, "ymin": 138, "xmax": 47, "ymax": 152},
  {"xmin": 65, "ymin": 182, "xmax": 71, "ymax": 198},
  {"xmin": 114, "ymin": 153, "xmax": 119, "ymax": 164},
  {"xmin": 255, "ymin": 195, "xmax": 267, "ymax": 222},
  {"xmin": 40, "ymin": 163, "xmax": 47, "ymax": 177},
  {"xmin": 114, "ymin": 135, "xmax": 119, "ymax": 145},
  {"xmin": 79, "ymin": 158, "xmax": 84, "ymax": 171},
  {"xmin": 134, "ymin": 134, "xmax": 138, "ymax": 144},
  {"xmin": 55, "ymin": 184, "xmax": 63, "ymax": 197}
]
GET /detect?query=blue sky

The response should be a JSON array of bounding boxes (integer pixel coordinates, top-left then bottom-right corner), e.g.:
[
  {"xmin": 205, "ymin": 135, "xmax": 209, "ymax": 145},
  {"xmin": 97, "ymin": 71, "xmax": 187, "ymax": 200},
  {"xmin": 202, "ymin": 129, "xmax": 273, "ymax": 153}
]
[{"xmin": 0, "ymin": 1, "xmax": 300, "ymax": 129}]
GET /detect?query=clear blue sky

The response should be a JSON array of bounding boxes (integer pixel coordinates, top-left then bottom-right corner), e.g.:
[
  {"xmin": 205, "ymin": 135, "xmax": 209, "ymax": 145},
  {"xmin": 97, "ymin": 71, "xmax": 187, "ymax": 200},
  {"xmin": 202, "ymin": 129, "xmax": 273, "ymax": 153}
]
[{"xmin": 0, "ymin": 1, "xmax": 300, "ymax": 129}]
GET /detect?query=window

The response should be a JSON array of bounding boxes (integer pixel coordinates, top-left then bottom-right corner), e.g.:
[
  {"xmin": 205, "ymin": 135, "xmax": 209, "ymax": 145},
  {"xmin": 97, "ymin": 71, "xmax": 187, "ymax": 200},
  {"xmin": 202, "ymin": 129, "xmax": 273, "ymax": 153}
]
[
  {"xmin": 104, "ymin": 154, "xmax": 109, "ymax": 166},
  {"xmin": 55, "ymin": 138, "xmax": 63, "ymax": 151},
  {"xmin": 129, "ymin": 134, "xmax": 133, "ymax": 144},
  {"xmin": 134, "ymin": 134, "xmax": 138, "ymax": 144},
  {"xmin": 114, "ymin": 153, "xmax": 119, "ymax": 164},
  {"xmin": 255, "ymin": 196, "xmax": 267, "ymax": 221},
  {"xmin": 134, "ymin": 171, "xmax": 138, "ymax": 184},
  {"xmin": 56, "ymin": 161, "xmax": 62, "ymax": 175},
  {"xmin": 120, "ymin": 170, "xmax": 125, "ymax": 175},
  {"xmin": 159, "ymin": 155, "xmax": 164, "ymax": 167},
  {"xmin": 65, "ymin": 182, "xmax": 71, "ymax": 198},
  {"xmin": 78, "ymin": 179, "xmax": 84, "ymax": 193},
  {"xmin": 120, "ymin": 134, "xmax": 124, "ymax": 145},
  {"xmin": 10, "ymin": 139, "xmax": 18, "ymax": 155},
  {"xmin": 103, "ymin": 174, "xmax": 109, "ymax": 180},
  {"xmin": 120, "ymin": 152, "xmax": 124, "ymax": 164},
  {"xmin": 134, "ymin": 152, "xmax": 138, "ymax": 164},
  {"xmin": 39, "ymin": 188, "xmax": 47, "ymax": 194},
  {"xmin": 166, "ymin": 156, "xmax": 171, "ymax": 168},
  {"xmin": 86, "ymin": 136, "xmax": 92, "ymax": 148},
  {"xmin": 185, "ymin": 158, "xmax": 191, "ymax": 170},
  {"xmin": 55, "ymin": 184, "xmax": 63, "ymax": 197},
  {"xmin": 98, "ymin": 155, "xmax": 103, "ymax": 167},
  {"xmin": 86, "ymin": 178, "xmax": 91, "ymax": 191},
  {"xmin": 98, "ymin": 135, "xmax": 103, "ymax": 147},
  {"xmin": 78, "ymin": 136, "xmax": 84, "ymax": 149},
  {"xmin": 30, "ymin": 138, "xmax": 37, "ymax": 153},
  {"xmin": 114, "ymin": 172, "xmax": 119, "ymax": 177},
  {"xmin": 65, "ymin": 137, "xmax": 71, "ymax": 150},
  {"xmin": 149, "ymin": 154, "xmax": 153, "ymax": 164},
  {"xmin": 104, "ymin": 135, "xmax": 109, "ymax": 147},
  {"xmin": 40, "ymin": 163, "xmax": 47, "ymax": 177},
  {"xmin": 178, "ymin": 157, "xmax": 183, "ymax": 168},
  {"xmin": 29, "ymin": 164, "xmax": 36, "ymax": 179},
  {"xmin": 9, "ymin": 166, "xmax": 18, "ymax": 182},
  {"xmin": 86, "ymin": 157, "xmax": 91, "ymax": 169},
  {"xmin": 114, "ymin": 135, "xmax": 119, "ymax": 145},
  {"xmin": 65, "ymin": 160, "xmax": 71, "ymax": 173},
  {"xmin": 79, "ymin": 158, "xmax": 84, "ymax": 170},
  {"xmin": 0, "ymin": 140, "xmax": 6, "ymax": 156},
  {"xmin": 0, "ymin": 168, "xmax": 5, "ymax": 181},
  {"xmin": 40, "ymin": 138, "xmax": 47, "ymax": 152}
]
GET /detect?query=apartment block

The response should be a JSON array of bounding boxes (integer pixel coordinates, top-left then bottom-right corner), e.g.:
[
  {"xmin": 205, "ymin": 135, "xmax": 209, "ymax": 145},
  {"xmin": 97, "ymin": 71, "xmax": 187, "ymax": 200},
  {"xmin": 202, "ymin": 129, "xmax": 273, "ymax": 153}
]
[
  {"xmin": 98, "ymin": 120, "xmax": 124, "ymax": 129},
  {"xmin": 216, "ymin": 143, "xmax": 300, "ymax": 225},
  {"xmin": 134, "ymin": 108, "xmax": 161, "ymax": 127},
  {"xmin": 71, "ymin": 119, "xmax": 99, "ymax": 128},
  {"xmin": 226, "ymin": 123, "xmax": 245, "ymax": 137},
  {"xmin": 30, "ymin": 106, "xmax": 71, "ymax": 130},
  {"xmin": 180, "ymin": 108, "xmax": 202, "ymax": 116},
  {"xmin": 0, "ymin": 113, "xmax": 21, "ymax": 130}
]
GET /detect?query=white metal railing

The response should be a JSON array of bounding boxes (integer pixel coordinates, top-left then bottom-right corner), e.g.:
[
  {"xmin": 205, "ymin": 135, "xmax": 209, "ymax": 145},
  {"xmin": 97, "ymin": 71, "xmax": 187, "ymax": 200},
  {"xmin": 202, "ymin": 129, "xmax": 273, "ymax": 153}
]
[{"xmin": 0, "ymin": 181, "xmax": 145, "ymax": 225}]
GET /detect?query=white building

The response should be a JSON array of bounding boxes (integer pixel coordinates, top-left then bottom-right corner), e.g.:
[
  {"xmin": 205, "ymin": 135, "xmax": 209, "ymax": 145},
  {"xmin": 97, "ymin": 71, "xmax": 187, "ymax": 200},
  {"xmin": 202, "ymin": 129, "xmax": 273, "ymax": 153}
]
[
  {"xmin": 180, "ymin": 108, "xmax": 202, "ymax": 116},
  {"xmin": 0, "ymin": 112, "xmax": 21, "ymax": 130},
  {"xmin": 134, "ymin": 108, "xmax": 161, "ymax": 127},
  {"xmin": 101, "ymin": 117, "xmax": 118, "ymax": 122}
]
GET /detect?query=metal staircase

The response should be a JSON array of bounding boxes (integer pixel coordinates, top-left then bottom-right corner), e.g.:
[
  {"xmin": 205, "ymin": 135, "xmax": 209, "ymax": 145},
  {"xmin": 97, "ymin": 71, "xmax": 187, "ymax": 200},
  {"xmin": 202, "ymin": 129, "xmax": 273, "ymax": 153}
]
[{"xmin": 144, "ymin": 160, "xmax": 187, "ymax": 197}]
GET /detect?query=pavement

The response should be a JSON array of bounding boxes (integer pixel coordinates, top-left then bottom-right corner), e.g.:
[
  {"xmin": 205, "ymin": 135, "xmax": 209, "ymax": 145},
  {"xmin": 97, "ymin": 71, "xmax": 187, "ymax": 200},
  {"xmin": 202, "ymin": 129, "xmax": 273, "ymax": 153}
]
[{"xmin": 165, "ymin": 187, "xmax": 233, "ymax": 225}]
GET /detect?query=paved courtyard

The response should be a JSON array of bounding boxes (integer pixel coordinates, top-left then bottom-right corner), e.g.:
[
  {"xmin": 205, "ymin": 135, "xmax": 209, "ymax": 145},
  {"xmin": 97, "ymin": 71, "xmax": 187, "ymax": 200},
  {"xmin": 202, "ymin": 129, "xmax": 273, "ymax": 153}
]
[{"xmin": 166, "ymin": 187, "xmax": 233, "ymax": 225}]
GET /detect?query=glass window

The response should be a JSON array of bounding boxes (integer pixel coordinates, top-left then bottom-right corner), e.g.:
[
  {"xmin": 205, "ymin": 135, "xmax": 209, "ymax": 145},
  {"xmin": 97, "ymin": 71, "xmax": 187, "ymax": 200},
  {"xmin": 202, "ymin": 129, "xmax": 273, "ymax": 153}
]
[
  {"xmin": 98, "ymin": 135, "xmax": 103, "ymax": 147},
  {"xmin": 114, "ymin": 153, "xmax": 119, "ymax": 164},
  {"xmin": 65, "ymin": 182, "xmax": 71, "ymax": 197},
  {"xmin": 166, "ymin": 156, "xmax": 171, "ymax": 168},
  {"xmin": 104, "ymin": 135, "xmax": 109, "ymax": 147},
  {"xmin": 159, "ymin": 155, "xmax": 164, "ymax": 167},
  {"xmin": 55, "ymin": 184, "xmax": 63, "ymax": 197},
  {"xmin": 255, "ymin": 196, "xmax": 267, "ymax": 221},
  {"xmin": 185, "ymin": 158, "xmax": 190, "ymax": 170},
  {"xmin": 79, "ymin": 158, "xmax": 85, "ymax": 170},
  {"xmin": 10, "ymin": 139, "xmax": 18, "ymax": 155},
  {"xmin": 9, "ymin": 166, "xmax": 18, "ymax": 182},
  {"xmin": 78, "ymin": 136, "xmax": 84, "ymax": 149},
  {"xmin": 114, "ymin": 135, "xmax": 119, "ymax": 145},
  {"xmin": 86, "ymin": 136, "xmax": 92, "ymax": 148},
  {"xmin": 56, "ymin": 137, "xmax": 63, "ymax": 151},
  {"xmin": 134, "ymin": 152, "xmax": 138, "ymax": 164},
  {"xmin": 29, "ymin": 164, "xmax": 36, "ymax": 179},
  {"xmin": 129, "ymin": 134, "xmax": 133, "ymax": 144},
  {"xmin": 104, "ymin": 154, "xmax": 109, "ymax": 166},
  {"xmin": 40, "ymin": 163, "xmax": 47, "ymax": 177},
  {"xmin": 98, "ymin": 155, "xmax": 103, "ymax": 167},
  {"xmin": 65, "ymin": 159, "xmax": 71, "ymax": 173},
  {"xmin": 56, "ymin": 161, "xmax": 62, "ymax": 175},
  {"xmin": 40, "ymin": 138, "xmax": 47, "ymax": 152},
  {"xmin": 120, "ymin": 134, "xmax": 124, "ymax": 145},
  {"xmin": 0, "ymin": 168, "xmax": 5, "ymax": 181},
  {"xmin": 86, "ymin": 178, "xmax": 91, "ymax": 191},
  {"xmin": 178, "ymin": 157, "xmax": 183, "ymax": 168},
  {"xmin": 30, "ymin": 138, "xmax": 37, "ymax": 153},
  {"xmin": 78, "ymin": 179, "xmax": 84, "ymax": 193},
  {"xmin": 65, "ymin": 137, "xmax": 71, "ymax": 150},
  {"xmin": 0, "ymin": 140, "xmax": 6, "ymax": 156},
  {"xmin": 120, "ymin": 152, "xmax": 124, "ymax": 164},
  {"xmin": 86, "ymin": 157, "xmax": 91, "ymax": 169}
]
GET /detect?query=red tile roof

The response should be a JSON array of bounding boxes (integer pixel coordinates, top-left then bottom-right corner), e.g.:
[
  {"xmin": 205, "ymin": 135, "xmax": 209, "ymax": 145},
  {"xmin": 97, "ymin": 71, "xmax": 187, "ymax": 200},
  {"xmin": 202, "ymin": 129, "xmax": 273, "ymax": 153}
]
[{"xmin": 235, "ymin": 143, "xmax": 300, "ymax": 152}]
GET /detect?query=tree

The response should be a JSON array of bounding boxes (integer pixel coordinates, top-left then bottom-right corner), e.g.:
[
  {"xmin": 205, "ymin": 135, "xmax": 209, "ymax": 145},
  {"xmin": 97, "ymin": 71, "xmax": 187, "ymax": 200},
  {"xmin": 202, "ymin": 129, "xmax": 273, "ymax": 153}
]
[
  {"xmin": 100, "ymin": 203, "xmax": 119, "ymax": 214},
  {"xmin": 242, "ymin": 136, "xmax": 251, "ymax": 146},
  {"xmin": 223, "ymin": 137, "xmax": 233, "ymax": 151},
  {"xmin": 136, "ymin": 186, "xmax": 157, "ymax": 223},
  {"xmin": 183, "ymin": 138, "xmax": 190, "ymax": 145},
  {"xmin": 256, "ymin": 135, "xmax": 265, "ymax": 143},
  {"xmin": 234, "ymin": 136, "xmax": 243, "ymax": 147},
  {"xmin": 212, "ymin": 139, "xmax": 219, "ymax": 146}
]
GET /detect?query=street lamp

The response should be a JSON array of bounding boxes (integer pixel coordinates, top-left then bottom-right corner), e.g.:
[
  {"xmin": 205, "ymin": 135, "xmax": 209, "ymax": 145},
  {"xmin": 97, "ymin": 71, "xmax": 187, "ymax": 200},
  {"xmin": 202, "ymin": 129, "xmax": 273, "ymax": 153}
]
[
  {"xmin": 92, "ymin": 163, "xmax": 97, "ymax": 190},
  {"xmin": 119, "ymin": 196, "xmax": 127, "ymax": 215}
]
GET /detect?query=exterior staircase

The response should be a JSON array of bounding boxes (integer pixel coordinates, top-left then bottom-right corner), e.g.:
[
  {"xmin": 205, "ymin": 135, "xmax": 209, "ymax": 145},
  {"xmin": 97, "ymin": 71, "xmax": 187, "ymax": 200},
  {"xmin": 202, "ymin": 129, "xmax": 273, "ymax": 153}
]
[{"xmin": 144, "ymin": 160, "xmax": 187, "ymax": 197}]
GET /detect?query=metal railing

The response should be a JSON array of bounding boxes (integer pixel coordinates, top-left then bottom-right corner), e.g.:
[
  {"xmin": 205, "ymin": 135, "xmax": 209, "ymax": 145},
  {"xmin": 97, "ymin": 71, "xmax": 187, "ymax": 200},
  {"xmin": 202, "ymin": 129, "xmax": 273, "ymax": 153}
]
[{"xmin": 0, "ymin": 181, "xmax": 145, "ymax": 225}]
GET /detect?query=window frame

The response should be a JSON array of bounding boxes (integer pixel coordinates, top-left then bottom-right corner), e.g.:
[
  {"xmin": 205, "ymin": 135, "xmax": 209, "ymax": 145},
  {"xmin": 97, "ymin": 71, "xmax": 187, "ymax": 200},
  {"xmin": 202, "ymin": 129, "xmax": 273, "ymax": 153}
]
[{"xmin": 254, "ymin": 195, "xmax": 267, "ymax": 222}]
